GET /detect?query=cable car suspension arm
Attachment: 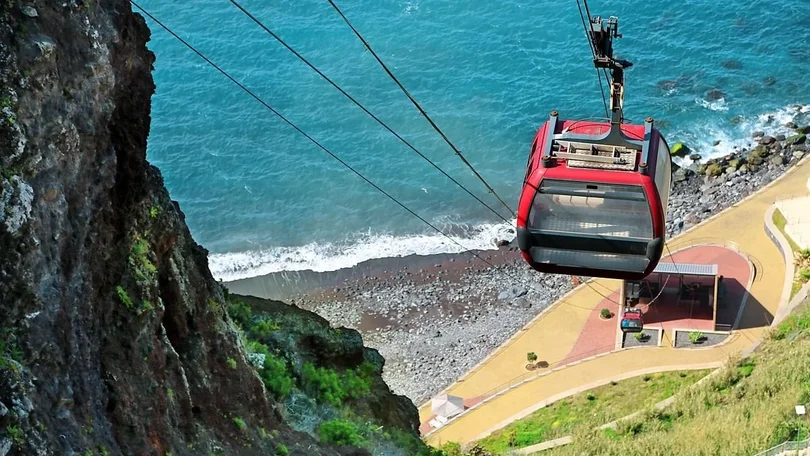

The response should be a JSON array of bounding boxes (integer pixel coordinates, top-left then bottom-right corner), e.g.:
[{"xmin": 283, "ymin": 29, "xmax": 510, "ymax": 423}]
[{"xmin": 587, "ymin": 14, "xmax": 633, "ymax": 126}]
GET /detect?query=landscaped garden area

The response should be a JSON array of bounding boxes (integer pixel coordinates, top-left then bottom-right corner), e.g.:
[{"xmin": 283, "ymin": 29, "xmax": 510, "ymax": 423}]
[{"xmin": 474, "ymin": 369, "xmax": 710, "ymax": 454}]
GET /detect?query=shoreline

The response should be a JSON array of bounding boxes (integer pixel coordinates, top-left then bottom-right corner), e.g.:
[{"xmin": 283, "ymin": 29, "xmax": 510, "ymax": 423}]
[
  {"xmin": 224, "ymin": 244, "xmax": 518, "ymax": 301},
  {"xmin": 224, "ymin": 120, "xmax": 809, "ymax": 405}
]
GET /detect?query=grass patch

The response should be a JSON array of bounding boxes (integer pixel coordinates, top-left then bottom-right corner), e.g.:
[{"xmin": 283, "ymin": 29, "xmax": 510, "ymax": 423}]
[
  {"xmin": 476, "ymin": 370, "xmax": 709, "ymax": 453},
  {"xmin": 541, "ymin": 298, "xmax": 810, "ymax": 456},
  {"xmin": 773, "ymin": 209, "xmax": 808, "ymax": 299},
  {"xmin": 773, "ymin": 209, "xmax": 802, "ymax": 253}
]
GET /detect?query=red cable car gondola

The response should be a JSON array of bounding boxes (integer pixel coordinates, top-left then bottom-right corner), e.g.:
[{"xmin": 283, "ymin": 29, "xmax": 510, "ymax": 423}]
[
  {"xmin": 620, "ymin": 308, "xmax": 644, "ymax": 333},
  {"xmin": 516, "ymin": 15, "xmax": 672, "ymax": 281}
]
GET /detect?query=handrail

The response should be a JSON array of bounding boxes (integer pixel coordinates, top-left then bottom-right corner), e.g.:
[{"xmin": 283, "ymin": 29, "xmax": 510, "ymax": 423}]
[{"xmin": 753, "ymin": 438, "xmax": 810, "ymax": 456}]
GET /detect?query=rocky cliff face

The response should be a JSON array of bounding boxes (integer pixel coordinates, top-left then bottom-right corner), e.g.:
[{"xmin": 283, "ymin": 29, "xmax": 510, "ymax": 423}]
[{"xmin": 0, "ymin": 2, "xmax": 421, "ymax": 455}]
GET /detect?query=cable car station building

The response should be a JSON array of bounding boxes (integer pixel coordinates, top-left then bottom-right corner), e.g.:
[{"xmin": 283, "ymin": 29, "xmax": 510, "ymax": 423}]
[{"xmin": 621, "ymin": 262, "xmax": 725, "ymax": 333}]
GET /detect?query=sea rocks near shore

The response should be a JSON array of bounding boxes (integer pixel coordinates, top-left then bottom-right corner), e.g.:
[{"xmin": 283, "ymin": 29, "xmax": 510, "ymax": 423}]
[
  {"xmin": 666, "ymin": 112, "xmax": 808, "ymax": 239},
  {"xmin": 293, "ymin": 112, "xmax": 809, "ymax": 406}
]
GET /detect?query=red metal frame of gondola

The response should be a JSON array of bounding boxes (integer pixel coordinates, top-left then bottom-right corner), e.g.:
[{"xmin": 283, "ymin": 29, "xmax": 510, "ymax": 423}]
[{"xmin": 516, "ymin": 116, "xmax": 667, "ymax": 280}]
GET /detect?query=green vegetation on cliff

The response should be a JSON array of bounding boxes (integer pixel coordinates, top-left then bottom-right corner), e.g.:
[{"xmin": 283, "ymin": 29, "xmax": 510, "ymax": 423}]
[{"xmin": 225, "ymin": 293, "xmax": 447, "ymax": 456}]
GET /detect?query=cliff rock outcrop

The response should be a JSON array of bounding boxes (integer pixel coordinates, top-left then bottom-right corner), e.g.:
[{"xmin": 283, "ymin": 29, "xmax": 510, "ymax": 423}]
[{"xmin": 0, "ymin": 2, "xmax": 421, "ymax": 455}]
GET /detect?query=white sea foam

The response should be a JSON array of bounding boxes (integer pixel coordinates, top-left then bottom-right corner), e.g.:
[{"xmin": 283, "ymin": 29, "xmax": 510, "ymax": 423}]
[
  {"xmin": 210, "ymin": 219, "xmax": 517, "ymax": 281},
  {"xmin": 671, "ymin": 102, "xmax": 809, "ymax": 167},
  {"xmin": 694, "ymin": 97, "xmax": 729, "ymax": 112}
]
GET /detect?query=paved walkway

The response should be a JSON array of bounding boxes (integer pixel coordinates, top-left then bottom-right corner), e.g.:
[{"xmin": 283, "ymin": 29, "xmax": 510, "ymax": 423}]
[{"xmin": 422, "ymin": 157, "xmax": 810, "ymax": 447}]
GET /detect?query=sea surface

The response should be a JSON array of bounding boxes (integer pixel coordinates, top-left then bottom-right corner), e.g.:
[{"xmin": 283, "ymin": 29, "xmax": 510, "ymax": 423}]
[{"xmin": 138, "ymin": 0, "xmax": 810, "ymax": 281}]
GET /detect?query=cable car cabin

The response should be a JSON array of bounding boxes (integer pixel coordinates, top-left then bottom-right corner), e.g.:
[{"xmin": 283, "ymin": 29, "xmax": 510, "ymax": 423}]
[
  {"xmin": 516, "ymin": 112, "xmax": 672, "ymax": 280},
  {"xmin": 620, "ymin": 308, "xmax": 644, "ymax": 333}
]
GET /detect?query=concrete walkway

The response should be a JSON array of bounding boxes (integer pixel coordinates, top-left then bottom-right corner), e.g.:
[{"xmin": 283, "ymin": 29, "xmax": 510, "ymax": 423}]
[{"xmin": 423, "ymin": 157, "xmax": 810, "ymax": 447}]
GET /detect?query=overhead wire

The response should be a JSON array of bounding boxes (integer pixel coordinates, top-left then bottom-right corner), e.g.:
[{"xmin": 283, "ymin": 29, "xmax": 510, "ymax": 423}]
[
  {"xmin": 324, "ymin": 0, "xmax": 516, "ymax": 218},
  {"xmin": 139, "ymin": 2, "xmax": 756, "ymax": 373},
  {"xmin": 224, "ymin": 0, "xmax": 513, "ymax": 224},
  {"xmin": 129, "ymin": 0, "xmax": 601, "ymax": 316},
  {"xmin": 135, "ymin": 2, "xmax": 756, "ymax": 375},
  {"xmin": 575, "ymin": 0, "xmax": 609, "ymax": 119}
]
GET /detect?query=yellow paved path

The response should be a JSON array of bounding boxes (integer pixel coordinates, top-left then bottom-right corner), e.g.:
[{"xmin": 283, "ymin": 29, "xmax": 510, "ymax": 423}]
[{"xmin": 423, "ymin": 157, "xmax": 810, "ymax": 447}]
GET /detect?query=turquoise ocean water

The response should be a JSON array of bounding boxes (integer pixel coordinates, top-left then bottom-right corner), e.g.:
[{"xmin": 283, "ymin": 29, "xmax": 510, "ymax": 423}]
[{"xmin": 139, "ymin": 0, "xmax": 810, "ymax": 281}]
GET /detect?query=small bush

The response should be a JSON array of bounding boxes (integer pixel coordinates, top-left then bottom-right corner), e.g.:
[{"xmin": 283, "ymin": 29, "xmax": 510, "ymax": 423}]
[
  {"xmin": 600, "ymin": 308, "xmax": 612, "ymax": 319},
  {"xmin": 6, "ymin": 425, "xmax": 22, "ymax": 445},
  {"xmin": 250, "ymin": 318, "xmax": 281, "ymax": 338},
  {"xmin": 439, "ymin": 442, "xmax": 464, "ymax": 456},
  {"xmin": 689, "ymin": 331, "xmax": 705, "ymax": 344},
  {"xmin": 227, "ymin": 299, "xmax": 253, "ymax": 326},
  {"xmin": 129, "ymin": 236, "xmax": 157, "ymax": 285},
  {"xmin": 233, "ymin": 417, "xmax": 246, "ymax": 431},
  {"xmin": 301, "ymin": 361, "xmax": 374, "ymax": 406},
  {"xmin": 274, "ymin": 444, "xmax": 289, "ymax": 456},
  {"xmin": 318, "ymin": 419, "xmax": 363, "ymax": 446},
  {"xmin": 586, "ymin": 392, "xmax": 596, "ymax": 401},
  {"xmin": 303, "ymin": 362, "xmax": 345, "ymax": 405},
  {"xmin": 634, "ymin": 332, "xmax": 647, "ymax": 341},
  {"xmin": 800, "ymin": 268, "xmax": 810, "ymax": 282},
  {"xmin": 738, "ymin": 360, "xmax": 755, "ymax": 378},
  {"xmin": 227, "ymin": 358, "xmax": 237, "ymax": 370},
  {"xmin": 527, "ymin": 352, "xmax": 538, "ymax": 362},
  {"xmin": 260, "ymin": 354, "xmax": 294, "ymax": 399},
  {"xmin": 116, "ymin": 286, "xmax": 133, "ymax": 309}
]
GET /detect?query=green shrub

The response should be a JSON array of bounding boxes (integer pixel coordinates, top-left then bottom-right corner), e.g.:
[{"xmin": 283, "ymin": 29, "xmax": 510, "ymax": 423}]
[
  {"xmin": 233, "ymin": 417, "xmax": 246, "ymax": 431},
  {"xmin": 526, "ymin": 352, "xmax": 538, "ymax": 362},
  {"xmin": 274, "ymin": 444, "xmax": 289, "ymax": 456},
  {"xmin": 6, "ymin": 425, "xmax": 22, "ymax": 445},
  {"xmin": 129, "ymin": 236, "xmax": 157, "ymax": 285},
  {"xmin": 301, "ymin": 362, "xmax": 374, "ymax": 406},
  {"xmin": 260, "ymin": 354, "xmax": 294, "ymax": 398},
  {"xmin": 738, "ymin": 360, "xmax": 755, "ymax": 378},
  {"xmin": 600, "ymin": 308, "xmax": 612, "ymax": 318},
  {"xmin": 689, "ymin": 331, "xmax": 704, "ymax": 344},
  {"xmin": 250, "ymin": 318, "xmax": 281, "ymax": 338},
  {"xmin": 227, "ymin": 358, "xmax": 237, "ymax": 370},
  {"xmin": 318, "ymin": 419, "xmax": 363, "ymax": 446},
  {"xmin": 303, "ymin": 362, "xmax": 345, "ymax": 405},
  {"xmin": 116, "ymin": 286, "xmax": 133, "ymax": 309},
  {"xmin": 800, "ymin": 268, "xmax": 810, "ymax": 282},
  {"xmin": 227, "ymin": 299, "xmax": 253, "ymax": 326},
  {"xmin": 439, "ymin": 442, "xmax": 463, "ymax": 456}
]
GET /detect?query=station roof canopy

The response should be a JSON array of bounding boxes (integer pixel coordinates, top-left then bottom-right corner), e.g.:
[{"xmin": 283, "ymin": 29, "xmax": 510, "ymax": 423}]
[{"xmin": 652, "ymin": 262, "xmax": 718, "ymax": 277}]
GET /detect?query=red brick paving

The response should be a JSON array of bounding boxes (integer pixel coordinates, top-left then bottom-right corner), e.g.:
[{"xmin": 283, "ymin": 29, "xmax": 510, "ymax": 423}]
[{"xmin": 563, "ymin": 245, "xmax": 752, "ymax": 360}]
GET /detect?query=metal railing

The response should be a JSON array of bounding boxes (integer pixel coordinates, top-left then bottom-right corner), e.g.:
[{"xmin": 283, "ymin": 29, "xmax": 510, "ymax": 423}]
[{"xmin": 754, "ymin": 438, "xmax": 810, "ymax": 456}]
